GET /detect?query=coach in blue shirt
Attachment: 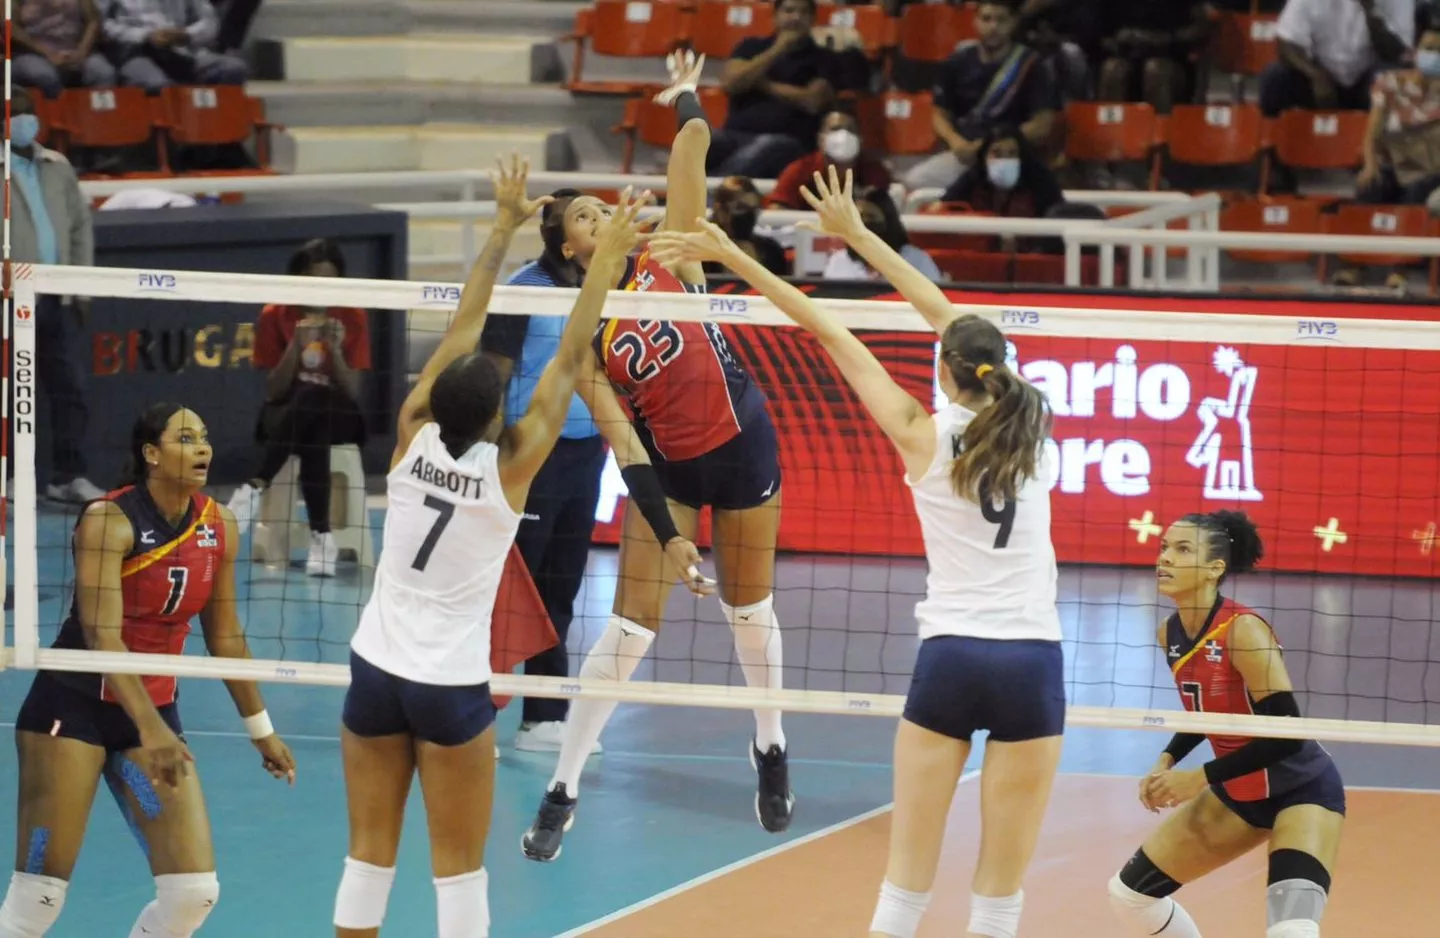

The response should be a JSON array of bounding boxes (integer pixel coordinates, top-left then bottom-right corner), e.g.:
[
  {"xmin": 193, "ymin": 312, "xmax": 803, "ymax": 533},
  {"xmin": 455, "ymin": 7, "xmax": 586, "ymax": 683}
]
[{"xmin": 479, "ymin": 194, "xmax": 607, "ymax": 753}]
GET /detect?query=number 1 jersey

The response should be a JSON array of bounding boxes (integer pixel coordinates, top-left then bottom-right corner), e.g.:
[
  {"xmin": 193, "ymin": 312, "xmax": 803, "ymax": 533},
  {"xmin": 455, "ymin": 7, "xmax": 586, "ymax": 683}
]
[{"xmin": 351, "ymin": 422, "xmax": 522, "ymax": 686}]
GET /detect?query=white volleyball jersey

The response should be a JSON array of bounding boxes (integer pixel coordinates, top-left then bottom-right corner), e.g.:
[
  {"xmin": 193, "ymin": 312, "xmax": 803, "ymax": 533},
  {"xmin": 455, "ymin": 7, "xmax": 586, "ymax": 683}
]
[
  {"xmin": 350, "ymin": 422, "xmax": 522, "ymax": 685},
  {"xmin": 906, "ymin": 403, "xmax": 1062, "ymax": 643}
]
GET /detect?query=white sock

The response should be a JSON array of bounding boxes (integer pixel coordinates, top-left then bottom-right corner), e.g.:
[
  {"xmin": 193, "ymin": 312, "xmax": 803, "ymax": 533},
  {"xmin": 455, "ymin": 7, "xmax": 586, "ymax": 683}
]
[
  {"xmin": 1108, "ymin": 874, "xmax": 1202, "ymax": 936},
  {"xmin": 435, "ymin": 868, "xmax": 488, "ymax": 938},
  {"xmin": 722, "ymin": 596, "xmax": 786, "ymax": 752},
  {"xmin": 549, "ymin": 615, "xmax": 655, "ymax": 796}
]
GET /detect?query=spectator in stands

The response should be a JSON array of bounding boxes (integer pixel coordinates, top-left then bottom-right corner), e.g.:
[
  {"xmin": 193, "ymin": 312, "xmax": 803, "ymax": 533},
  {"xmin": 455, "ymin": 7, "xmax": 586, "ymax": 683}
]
[
  {"xmin": 710, "ymin": 0, "xmax": 845, "ymax": 179},
  {"xmin": 902, "ymin": 0, "xmax": 1060, "ymax": 193},
  {"xmin": 1095, "ymin": 0, "xmax": 1215, "ymax": 114},
  {"xmin": 822, "ymin": 185, "xmax": 943, "ymax": 281},
  {"xmin": 941, "ymin": 125, "xmax": 1065, "ymax": 217},
  {"xmin": 1261, "ymin": 0, "xmax": 1414, "ymax": 118},
  {"xmin": 12, "ymin": 0, "xmax": 116, "ymax": 98},
  {"xmin": 102, "ymin": 0, "xmax": 248, "ymax": 92},
  {"xmin": 1337, "ymin": 16, "xmax": 1440, "ymax": 286},
  {"xmin": 766, "ymin": 109, "xmax": 892, "ymax": 210},
  {"xmin": 1017, "ymin": 0, "xmax": 1102, "ymax": 102},
  {"xmin": 710, "ymin": 176, "xmax": 790, "ymax": 275},
  {"xmin": 7, "ymin": 87, "xmax": 106, "ymax": 505},
  {"xmin": 228, "ymin": 239, "xmax": 370, "ymax": 578}
]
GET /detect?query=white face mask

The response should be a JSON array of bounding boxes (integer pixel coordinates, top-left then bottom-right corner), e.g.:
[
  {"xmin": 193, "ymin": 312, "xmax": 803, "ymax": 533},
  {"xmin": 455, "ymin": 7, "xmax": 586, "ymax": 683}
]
[
  {"xmin": 1419, "ymin": 49, "xmax": 1440, "ymax": 77},
  {"xmin": 822, "ymin": 128, "xmax": 861, "ymax": 163},
  {"xmin": 987, "ymin": 157, "xmax": 1020, "ymax": 190}
]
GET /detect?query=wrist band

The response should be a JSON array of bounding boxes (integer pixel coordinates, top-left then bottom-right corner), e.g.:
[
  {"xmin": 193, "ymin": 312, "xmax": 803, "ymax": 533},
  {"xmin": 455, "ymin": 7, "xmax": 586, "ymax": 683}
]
[
  {"xmin": 675, "ymin": 90, "xmax": 709, "ymax": 129},
  {"xmin": 243, "ymin": 710, "xmax": 275, "ymax": 741}
]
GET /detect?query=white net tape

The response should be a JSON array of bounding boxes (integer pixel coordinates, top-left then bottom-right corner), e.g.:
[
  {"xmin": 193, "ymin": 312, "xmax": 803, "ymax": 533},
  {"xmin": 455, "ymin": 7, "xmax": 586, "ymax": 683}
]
[{"xmin": 6, "ymin": 262, "xmax": 1440, "ymax": 747}]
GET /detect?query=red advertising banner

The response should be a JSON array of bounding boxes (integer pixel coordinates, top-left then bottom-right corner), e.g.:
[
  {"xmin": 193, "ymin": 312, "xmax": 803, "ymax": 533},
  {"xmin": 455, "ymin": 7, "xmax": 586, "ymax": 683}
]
[{"xmin": 593, "ymin": 288, "xmax": 1440, "ymax": 578}]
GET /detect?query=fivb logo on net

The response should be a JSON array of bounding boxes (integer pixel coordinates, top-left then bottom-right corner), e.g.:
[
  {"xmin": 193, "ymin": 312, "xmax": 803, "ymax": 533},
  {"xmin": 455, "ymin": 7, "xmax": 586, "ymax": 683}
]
[{"xmin": 933, "ymin": 341, "xmax": 1263, "ymax": 502}]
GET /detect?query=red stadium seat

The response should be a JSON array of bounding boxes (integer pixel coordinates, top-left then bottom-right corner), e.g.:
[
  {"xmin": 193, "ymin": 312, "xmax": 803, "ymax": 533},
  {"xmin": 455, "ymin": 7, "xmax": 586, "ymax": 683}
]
[
  {"xmin": 161, "ymin": 86, "xmax": 278, "ymax": 175},
  {"xmin": 688, "ymin": 0, "xmax": 775, "ymax": 59},
  {"xmin": 613, "ymin": 86, "xmax": 729, "ymax": 172},
  {"xmin": 1211, "ymin": 13, "xmax": 1279, "ymax": 78},
  {"xmin": 1264, "ymin": 108, "xmax": 1368, "ymax": 186},
  {"xmin": 928, "ymin": 248, "xmax": 1011, "ymax": 283},
  {"xmin": 1220, "ymin": 196, "xmax": 1324, "ymax": 264},
  {"xmin": 566, "ymin": 1, "xmax": 686, "ymax": 95},
  {"xmin": 1319, "ymin": 204, "xmax": 1436, "ymax": 278},
  {"xmin": 59, "ymin": 87, "xmax": 170, "ymax": 177},
  {"xmin": 898, "ymin": 2, "xmax": 978, "ymax": 63},
  {"xmin": 855, "ymin": 91, "xmax": 936, "ymax": 155},
  {"xmin": 815, "ymin": 3, "xmax": 892, "ymax": 57},
  {"xmin": 1166, "ymin": 103, "xmax": 1264, "ymax": 168}
]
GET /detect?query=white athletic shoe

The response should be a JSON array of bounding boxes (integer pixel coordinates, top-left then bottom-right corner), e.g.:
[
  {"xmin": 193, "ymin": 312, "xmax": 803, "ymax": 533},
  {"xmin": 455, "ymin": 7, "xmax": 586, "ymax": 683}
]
[
  {"xmin": 226, "ymin": 483, "xmax": 262, "ymax": 535},
  {"xmin": 306, "ymin": 531, "xmax": 339, "ymax": 577},
  {"xmin": 45, "ymin": 477, "xmax": 106, "ymax": 504},
  {"xmin": 514, "ymin": 721, "xmax": 602, "ymax": 755}
]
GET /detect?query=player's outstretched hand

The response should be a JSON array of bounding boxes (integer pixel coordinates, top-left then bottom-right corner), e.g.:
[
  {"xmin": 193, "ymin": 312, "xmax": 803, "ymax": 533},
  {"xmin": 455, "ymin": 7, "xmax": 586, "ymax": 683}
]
[
  {"xmin": 798, "ymin": 164, "xmax": 866, "ymax": 241},
  {"xmin": 664, "ymin": 537, "xmax": 717, "ymax": 597},
  {"xmin": 650, "ymin": 219, "xmax": 739, "ymax": 268},
  {"xmin": 139, "ymin": 722, "xmax": 195, "ymax": 790},
  {"xmin": 492, "ymin": 152, "xmax": 553, "ymax": 225},
  {"xmin": 253, "ymin": 734, "xmax": 298, "ymax": 786},
  {"xmin": 654, "ymin": 50, "xmax": 705, "ymax": 107}
]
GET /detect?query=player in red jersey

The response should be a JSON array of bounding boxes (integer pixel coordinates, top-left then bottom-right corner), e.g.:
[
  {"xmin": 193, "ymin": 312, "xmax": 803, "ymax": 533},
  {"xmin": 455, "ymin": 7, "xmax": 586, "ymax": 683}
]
[
  {"xmin": 1108, "ymin": 510, "xmax": 1345, "ymax": 938},
  {"xmin": 0, "ymin": 403, "xmax": 297, "ymax": 938},
  {"xmin": 522, "ymin": 52, "xmax": 794, "ymax": 863}
]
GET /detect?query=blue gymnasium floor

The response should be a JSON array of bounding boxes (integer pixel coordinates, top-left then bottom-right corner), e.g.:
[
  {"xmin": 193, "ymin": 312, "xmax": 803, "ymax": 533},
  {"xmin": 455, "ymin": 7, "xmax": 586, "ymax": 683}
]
[{"xmin": 3, "ymin": 499, "xmax": 1440, "ymax": 937}]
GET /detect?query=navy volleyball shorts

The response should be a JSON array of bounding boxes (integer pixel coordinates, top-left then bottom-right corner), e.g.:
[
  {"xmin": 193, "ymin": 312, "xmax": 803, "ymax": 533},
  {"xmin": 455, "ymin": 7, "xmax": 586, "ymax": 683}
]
[
  {"xmin": 15, "ymin": 669, "xmax": 184, "ymax": 752},
  {"xmin": 902, "ymin": 635, "xmax": 1066, "ymax": 743},
  {"xmin": 1212, "ymin": 760, "xmax": 1348, "ymax": 830},
  {"xmin": 645, "ymin": 408, "xmax": 781, "ymax": 512},
  {"xmin": 342, "ymin": 650, "xmax": 496, "ymax": 747}
]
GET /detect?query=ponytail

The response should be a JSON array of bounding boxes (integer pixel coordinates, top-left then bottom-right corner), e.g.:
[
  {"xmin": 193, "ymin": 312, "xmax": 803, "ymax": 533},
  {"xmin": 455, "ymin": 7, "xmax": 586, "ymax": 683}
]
[{"xmin": 948, "ymin": 364, "xmax": 1051, "ymax": 503}]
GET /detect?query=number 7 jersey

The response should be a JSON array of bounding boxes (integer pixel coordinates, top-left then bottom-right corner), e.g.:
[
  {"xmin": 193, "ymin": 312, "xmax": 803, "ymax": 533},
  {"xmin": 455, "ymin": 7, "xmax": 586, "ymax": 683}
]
[{"xmin": 351, "ymin": 422, "xmax": 523, "ymax": 686}]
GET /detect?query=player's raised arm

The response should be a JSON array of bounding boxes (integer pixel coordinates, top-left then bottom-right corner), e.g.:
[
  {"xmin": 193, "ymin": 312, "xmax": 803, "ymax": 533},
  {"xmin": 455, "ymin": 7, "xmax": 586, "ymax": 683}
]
[
  {"xmin": 73, "ymin": 501, "xmax": 193, "ymax": 787},
  {"xmin": 800, "ymin": 166, "xmax": 957, "ymax": 336},
  {"xmin": 395, "ymin": 155, "xmax": 552, "ymax": 462},
  {"xmin": 199, "ymin": 504, "xmax": 296, "ymax": 784},
  {"xmin": 654, "ymin": 50, "xmax": 711, "ymax": 286},
  {"xmin": 499, "ymin": 187, "xmax": 648, "ymax": 499},
  {"xmin": 651, "ymin": 221, "xmax": 936, "ymax": 478}
]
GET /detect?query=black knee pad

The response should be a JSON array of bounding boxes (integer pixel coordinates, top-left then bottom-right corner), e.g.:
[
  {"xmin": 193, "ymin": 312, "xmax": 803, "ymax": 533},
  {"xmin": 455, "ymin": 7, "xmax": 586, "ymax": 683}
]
[
  {"xmin": 1268, "ymin": 848, "xmax": 1331, "ymax": 893},
  {"xmin": 1119, "ymin": 848, "xmax": 1182, "ymax": 899}
]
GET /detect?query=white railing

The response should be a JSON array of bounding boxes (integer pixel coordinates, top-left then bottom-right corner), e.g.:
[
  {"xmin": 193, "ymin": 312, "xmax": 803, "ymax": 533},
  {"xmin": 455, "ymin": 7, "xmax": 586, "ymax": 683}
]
[{"xmin": 80, "ymin": 169, "xmax": 1213, "ymax": 287}]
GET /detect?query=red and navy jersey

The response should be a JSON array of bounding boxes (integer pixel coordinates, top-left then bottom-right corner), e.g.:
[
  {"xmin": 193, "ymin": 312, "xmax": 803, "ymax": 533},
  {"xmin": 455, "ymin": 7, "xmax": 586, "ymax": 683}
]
[
  {"xmin": 594, "ymin": 250, "xmax": 768, "ymax": 462},
  {"xmin": 1166, "ymin": 595, "xmax": 1331, "ymax": 802},
  {"xmin": 53, "ymin": 486, "xmax": 226, "ymax": 707}
]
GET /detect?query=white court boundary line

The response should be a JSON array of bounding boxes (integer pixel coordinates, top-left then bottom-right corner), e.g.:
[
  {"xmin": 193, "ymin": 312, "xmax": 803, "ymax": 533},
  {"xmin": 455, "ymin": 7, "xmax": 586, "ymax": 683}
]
[{"xmin": 554, "ymin": 770, "xmax": 980, "ymax": 937}]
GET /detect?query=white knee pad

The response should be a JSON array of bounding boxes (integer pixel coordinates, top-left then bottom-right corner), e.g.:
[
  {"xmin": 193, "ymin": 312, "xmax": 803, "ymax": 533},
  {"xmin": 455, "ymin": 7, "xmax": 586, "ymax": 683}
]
[
  {"xmin": 968, "ymin": 890, "xmax": 1023, "ymax": 938},
  {"xmin": 1267, "ymin": 924, "xmax": 1320, "ymax": 938},
  {"xmin": 869, "ymin": 880, "xmax": 931, "ymax": 938},
  {"xmin": 0, "ymin": 872, "xmax": 68, "ymax": 937},
  {"xmin": 141, "ymin": 872, "xmax": 219, "ymax": 937},
  {"xmin": 1108, "ymin": 873, "xmax": 1201, "ymax": 937},
  {"xmin": 721, "ymin": 595, "xmax": 775, "ymax": 628},
  {"xmin": 333, "ymin": 858, "xmax": 396, "ymax": 930},
  {"xmin": 435, "ymin": 868, "xmax": 488, "ymax": 938}
]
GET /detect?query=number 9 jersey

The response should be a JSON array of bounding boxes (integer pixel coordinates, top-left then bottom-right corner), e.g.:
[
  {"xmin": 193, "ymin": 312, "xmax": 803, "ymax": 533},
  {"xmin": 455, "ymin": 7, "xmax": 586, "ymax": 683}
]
[
  {"xmin": 596, "ymin": 251, "xmax": 769, "ymax": 462},
  {"xmin": 350, "ymin": 422, "xmax": 523, "ymax": 687},
  {"xmin": 905, "ymin": 402, "xmax": 1062, "ymax": 643}
]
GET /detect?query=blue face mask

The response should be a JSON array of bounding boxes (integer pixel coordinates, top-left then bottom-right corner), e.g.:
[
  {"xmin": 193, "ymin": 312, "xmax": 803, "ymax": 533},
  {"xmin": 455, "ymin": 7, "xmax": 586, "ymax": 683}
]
[
  {"xmin": 987, "ymin": 157, "xmax": 1021, "ymax": 190},
  {"xmin": 9, "ymin": 114, "xmax": 40, "ymax": 149},
  {"xmin": 1418, "ymin": 49, "xmax": 1440, "ymax": 77}
]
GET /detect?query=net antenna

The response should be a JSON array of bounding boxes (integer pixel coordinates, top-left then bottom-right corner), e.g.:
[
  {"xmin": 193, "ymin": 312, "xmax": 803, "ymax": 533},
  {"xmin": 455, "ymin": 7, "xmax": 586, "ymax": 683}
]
[
  {"xmin": 3, "ymin": 0, "xmax": 14, "ymax": 641},
  {"xmin": 7, "ymin": 261, "xmax": 1440, "ymax": 748}
]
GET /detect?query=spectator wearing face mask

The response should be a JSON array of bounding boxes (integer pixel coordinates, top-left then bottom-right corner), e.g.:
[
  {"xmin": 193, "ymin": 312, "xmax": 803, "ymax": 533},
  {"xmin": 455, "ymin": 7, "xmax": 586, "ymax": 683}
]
[
  {"xmin": 821, "ymin": 185, "xmax": 943, "ymax": 281},
  {"xmin": 766, "ymin": 110, "xmax": 892, "ymax": 210},
  {"xmin": 940, "ymin": 127, "xmax": 1065, "ymax": 220},
  {"xmin": 709, "ymin": 176, "xmax": 791, "ymax": 276}
]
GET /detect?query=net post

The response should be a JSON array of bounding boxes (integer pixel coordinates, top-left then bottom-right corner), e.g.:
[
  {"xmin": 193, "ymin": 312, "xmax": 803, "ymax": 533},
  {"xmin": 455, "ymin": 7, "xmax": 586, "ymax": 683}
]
[
  {"xmin": 3, "ymin": 0, "xmax": 12, "ymax": 668},
  {"xmin": 10, "ymin": 269, "xmax": 38, "ymax": 669}
]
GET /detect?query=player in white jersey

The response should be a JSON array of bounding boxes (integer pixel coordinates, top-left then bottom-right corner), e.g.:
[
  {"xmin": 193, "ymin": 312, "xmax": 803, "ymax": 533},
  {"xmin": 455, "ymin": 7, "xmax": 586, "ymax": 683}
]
[
  {"xmin": 651, "ymin": 164, "xmax": 1063, "ymax": 938},
  {"xmin": 330, "ymin": 159, "xmax": 652, "ymax": 938}
]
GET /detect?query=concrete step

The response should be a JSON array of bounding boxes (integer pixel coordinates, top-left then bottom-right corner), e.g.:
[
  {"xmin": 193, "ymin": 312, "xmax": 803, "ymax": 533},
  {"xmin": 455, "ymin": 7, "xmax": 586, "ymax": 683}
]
[
  {"xmin": 251, "ymin": 81, "xmax": 621, "ymax": 130},
  {"xmin": 253, "ymin": 0, "xmax": 581, "ymax": 40},
  {"xmin": 280, "ymin": 123, "xmax": 565, "ymax": 174},
  {"xmin": 252, "ymin": 0, "xmax": 409, "ymax": 39},
  {"xmin": 408, "ymin": 0, "xmax": 582, "ymax": 37},
  {"xmin": 277, "ymin": 34, "xmax": 548, "ymax": 83}
]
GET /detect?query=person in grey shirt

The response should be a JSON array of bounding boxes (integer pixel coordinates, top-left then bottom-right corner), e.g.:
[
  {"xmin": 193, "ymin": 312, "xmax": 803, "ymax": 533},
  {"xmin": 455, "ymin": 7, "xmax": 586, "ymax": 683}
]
[
  {"xmin": 102, "ymin": 0, "xmax": 247, "ymax": 92},
  {"xmin": 9, "ymin": 87, "xmax": 106, "ymax": 504}
]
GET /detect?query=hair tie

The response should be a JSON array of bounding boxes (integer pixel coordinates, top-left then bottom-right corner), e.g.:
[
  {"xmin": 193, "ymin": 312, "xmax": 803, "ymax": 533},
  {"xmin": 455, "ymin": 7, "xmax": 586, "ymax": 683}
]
[{"xmin": 975, "ymin": 364, "xmax": 994, "ymax": 379}]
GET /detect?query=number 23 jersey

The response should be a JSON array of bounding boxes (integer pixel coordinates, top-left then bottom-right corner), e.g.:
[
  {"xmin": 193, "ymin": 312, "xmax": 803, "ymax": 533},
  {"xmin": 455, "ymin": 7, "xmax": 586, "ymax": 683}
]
[
  {"xmin": 596, "ymin": 251, "xmax": 768, "ymax": 462},
  {"xmin": 52, "ymin": 487, "xmax": 226, "ymax": 707},
  {"xmin": 351, "ymin": 422, "xmax": 522, "ymax": 686}
]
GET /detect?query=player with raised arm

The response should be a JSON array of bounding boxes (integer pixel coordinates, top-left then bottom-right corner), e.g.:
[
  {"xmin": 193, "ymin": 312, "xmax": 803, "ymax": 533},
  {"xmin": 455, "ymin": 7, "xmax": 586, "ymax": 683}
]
[
  {"xmin": 330, "ymin": 160, "xmax": 649, "ymax": 938},
  {"xmin": 0, "ymin": 404, "xmax": 297, "ymax": 938},
  {"xmin": 1106, "ymin": 510, "xmax": 1344, "ymax": 938},
  {"xmin": 522, "ymin": 51, "xmax": 792, "ymax": 863},
  {"xmin": 651, "ymin": 166, "xmax": 1064, "ymax": 938}
]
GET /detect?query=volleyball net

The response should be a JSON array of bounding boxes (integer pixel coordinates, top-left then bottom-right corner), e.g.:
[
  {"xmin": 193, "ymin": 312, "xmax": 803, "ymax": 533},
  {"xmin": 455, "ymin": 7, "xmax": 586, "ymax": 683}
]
[{"xmin": 4, "ymin": 260, "xmax": 1440, "ymax": 747}]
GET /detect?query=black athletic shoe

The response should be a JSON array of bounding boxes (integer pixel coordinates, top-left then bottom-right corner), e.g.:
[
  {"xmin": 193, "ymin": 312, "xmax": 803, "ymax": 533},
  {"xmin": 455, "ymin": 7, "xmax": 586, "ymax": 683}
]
[
  {"xmin": 750, "ymin": 742, "xmax": 794, "ymax": 833},
  {"xmin": 521, "ymin": 784, "xmax": 578, "ymax": 862}
]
